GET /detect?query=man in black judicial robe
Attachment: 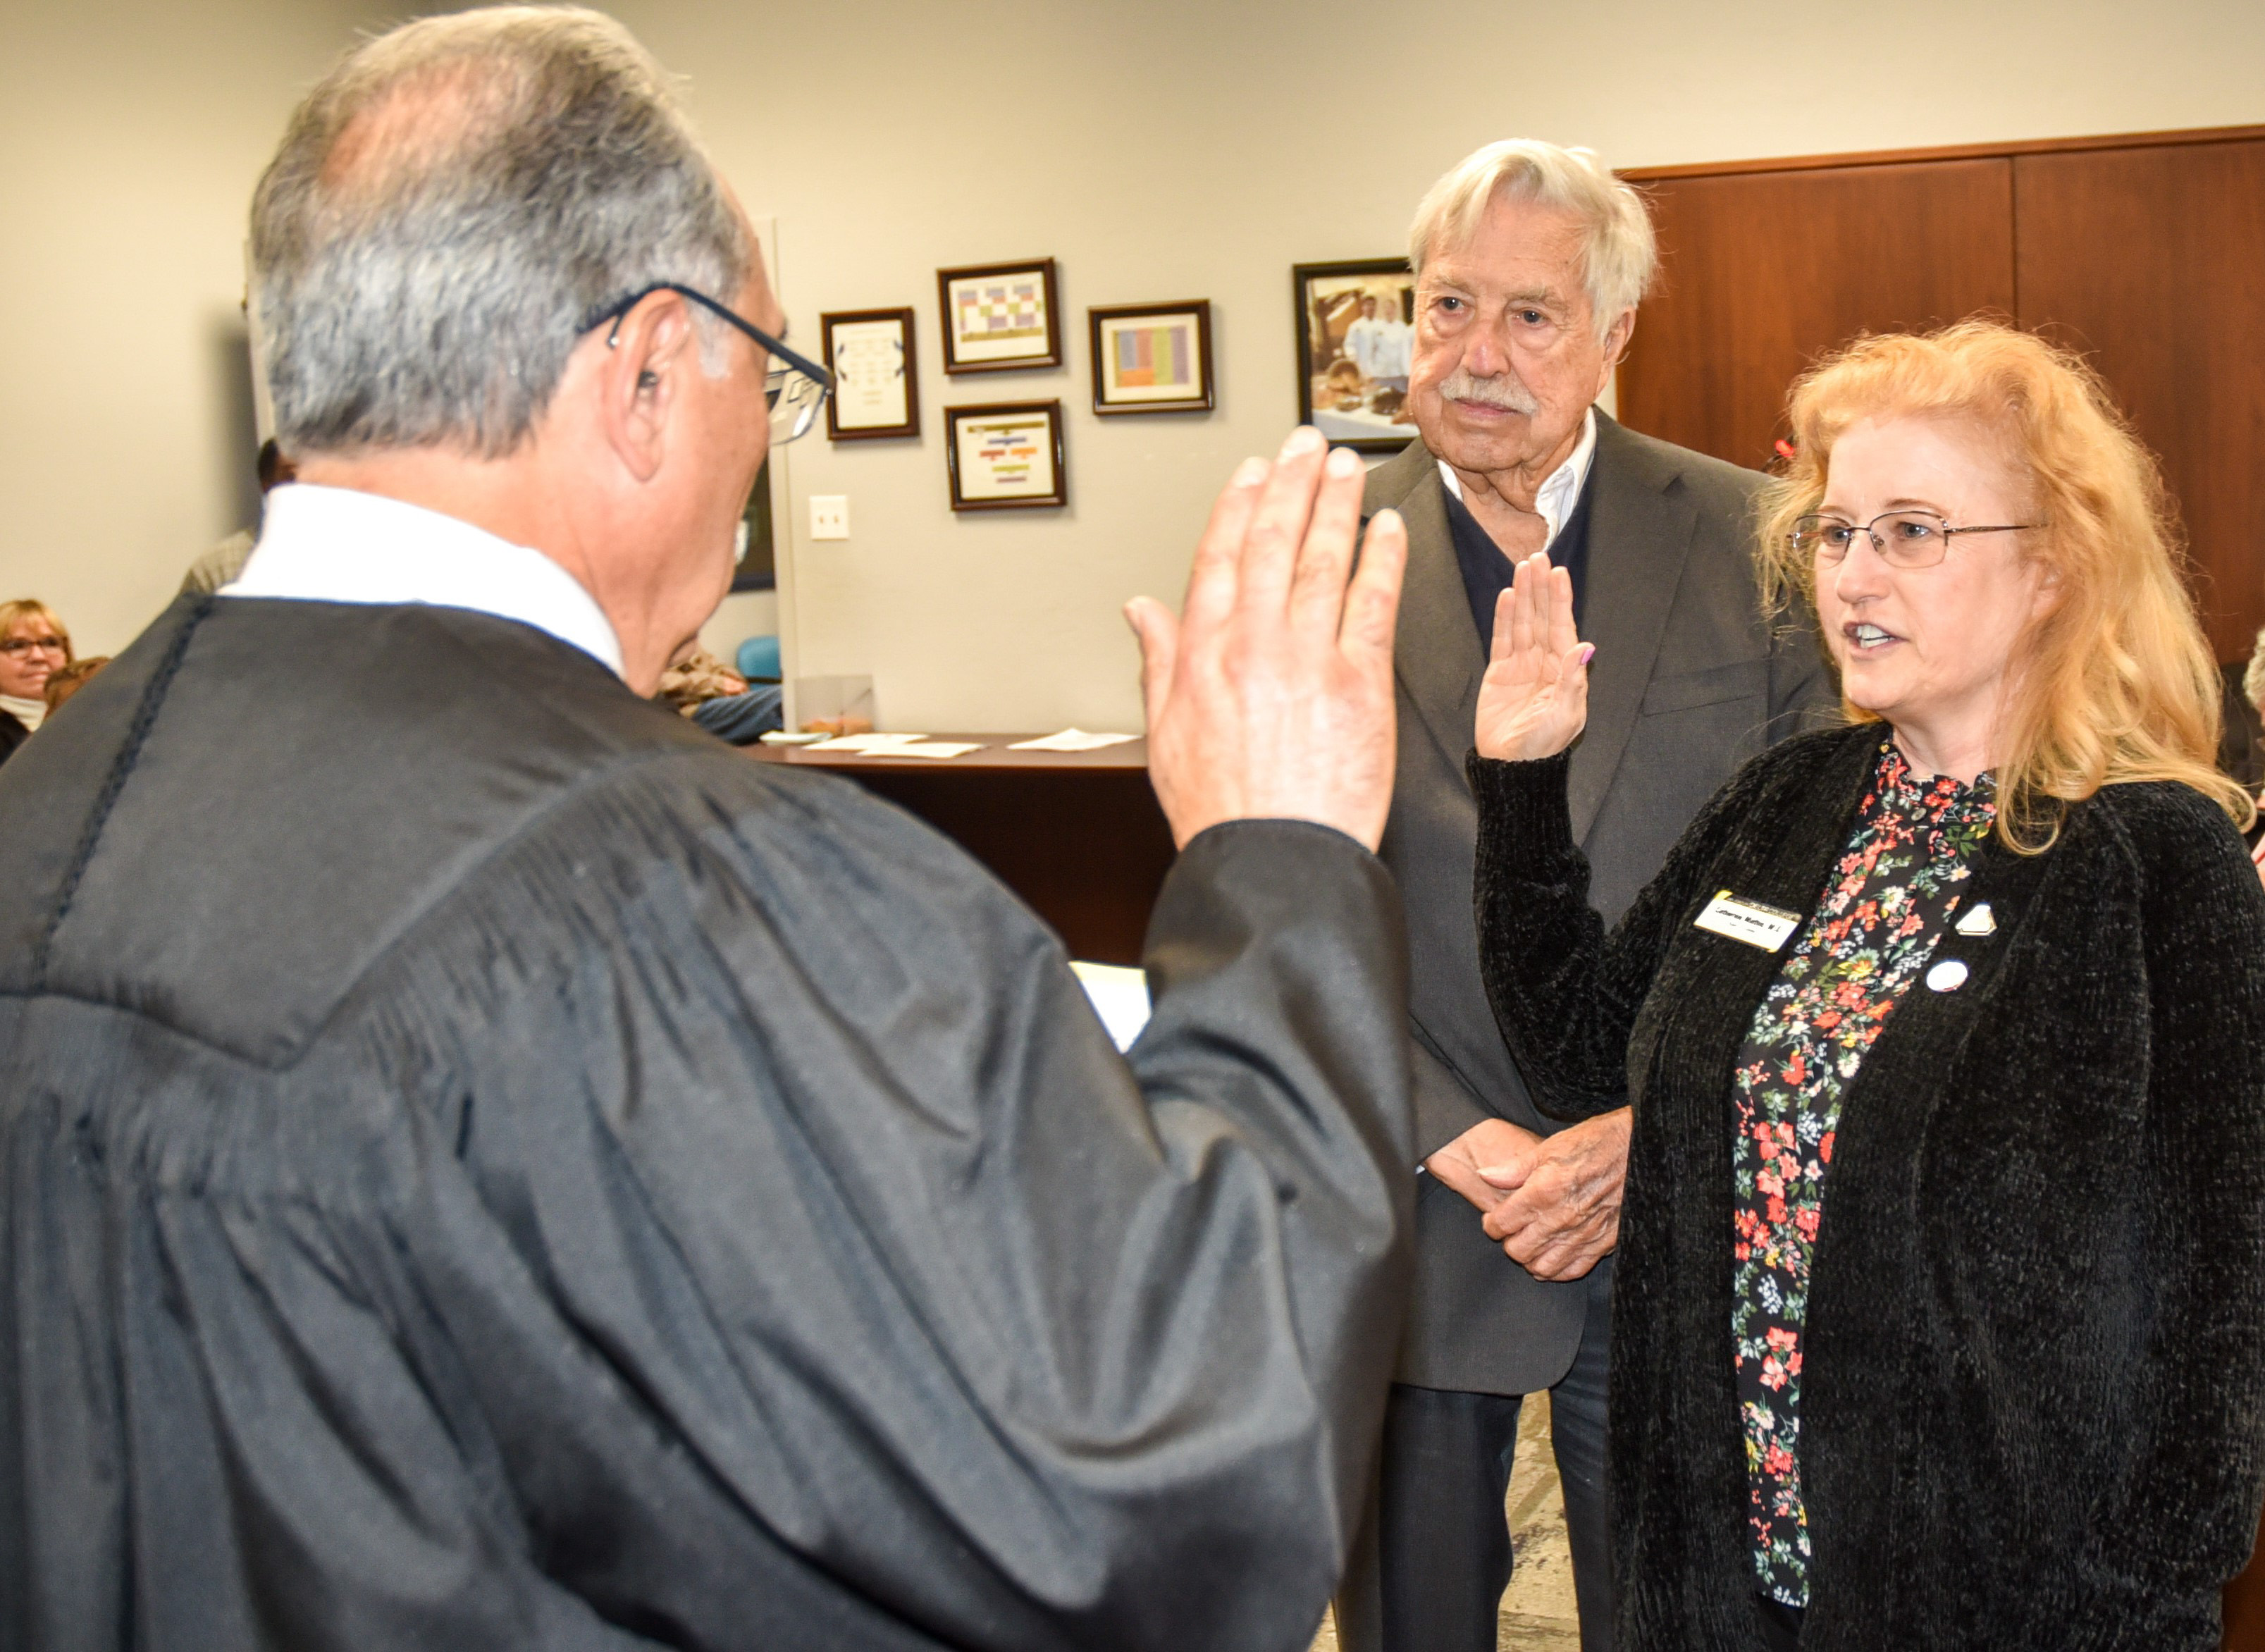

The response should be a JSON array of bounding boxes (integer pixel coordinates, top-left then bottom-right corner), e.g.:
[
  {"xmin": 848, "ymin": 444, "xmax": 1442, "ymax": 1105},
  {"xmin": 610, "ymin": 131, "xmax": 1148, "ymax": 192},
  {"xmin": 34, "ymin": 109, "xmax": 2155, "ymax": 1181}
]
[{"xmin": 0, "ymin": 11, "xmax": 1419, "ymax": 1650}]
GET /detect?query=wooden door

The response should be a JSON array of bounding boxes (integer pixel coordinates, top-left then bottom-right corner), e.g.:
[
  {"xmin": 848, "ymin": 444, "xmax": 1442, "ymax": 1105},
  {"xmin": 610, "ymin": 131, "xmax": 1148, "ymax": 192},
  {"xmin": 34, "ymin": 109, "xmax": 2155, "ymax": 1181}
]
[
  {"xmin": 2226, "ymin": 1517, "xmax": 2265, "ymax": 1652},
  {"xmin": 1618, "ymin": 128, "xmax": 2265, "ymax": 663},
  {"xmin": 1617, "ymin": 159, "xmax": 2016, "ymax": 472},
  {"xmin": 2011, "ymin": 138, "xmax": 2265, "ymax": 662}
]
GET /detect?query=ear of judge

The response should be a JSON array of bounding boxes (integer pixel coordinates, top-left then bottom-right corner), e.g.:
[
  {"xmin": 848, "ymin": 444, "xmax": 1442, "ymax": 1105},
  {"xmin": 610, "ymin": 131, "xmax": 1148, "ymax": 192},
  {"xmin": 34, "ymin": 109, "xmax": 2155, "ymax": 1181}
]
[{"xmin": 291, "ymin": 245, "xmax": 781, "ymax": 701}]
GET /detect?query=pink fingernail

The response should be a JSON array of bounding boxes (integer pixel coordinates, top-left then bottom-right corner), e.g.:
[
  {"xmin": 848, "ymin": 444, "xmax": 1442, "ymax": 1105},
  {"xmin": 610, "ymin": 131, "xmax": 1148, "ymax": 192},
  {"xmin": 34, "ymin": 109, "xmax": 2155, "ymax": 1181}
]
[{"xmin": 1579, "ymin": 643, "xmax": 1596, "ymax": 665}]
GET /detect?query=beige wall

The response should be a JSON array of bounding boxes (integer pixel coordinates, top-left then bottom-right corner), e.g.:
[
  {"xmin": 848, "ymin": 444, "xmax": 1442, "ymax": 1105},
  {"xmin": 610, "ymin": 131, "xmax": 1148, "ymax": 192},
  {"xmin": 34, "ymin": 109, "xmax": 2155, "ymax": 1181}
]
[
  {"xmin": 8, "ymin": 0, "xmax": 2264, "ymax": 727},
  {"xmin": 0, "ymin": 0, "xmax": 367, "ymax": 655}
]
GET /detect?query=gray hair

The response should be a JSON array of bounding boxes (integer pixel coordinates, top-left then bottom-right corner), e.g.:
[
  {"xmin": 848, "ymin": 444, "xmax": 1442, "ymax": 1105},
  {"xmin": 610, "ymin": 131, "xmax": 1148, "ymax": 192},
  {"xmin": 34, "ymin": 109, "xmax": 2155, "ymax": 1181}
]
[
  {"xmin": 251, "ymin": 6, "xmax": 751, "ymax": 458},
  {"xmin": 1407, "ymin": 140, "xmax": 1658, "ymax": 340}
]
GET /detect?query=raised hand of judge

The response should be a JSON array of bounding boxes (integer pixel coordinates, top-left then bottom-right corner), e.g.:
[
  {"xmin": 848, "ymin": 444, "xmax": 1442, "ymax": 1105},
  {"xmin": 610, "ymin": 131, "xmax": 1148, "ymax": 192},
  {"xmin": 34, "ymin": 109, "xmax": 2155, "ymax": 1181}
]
[
  {"xmin": 1127, "ymin": 426, "xmax": 1408, "ymax": 851},
  {"xmin": 1473, "ymin": 548, "xmax": 1594, "ymax": 763}
]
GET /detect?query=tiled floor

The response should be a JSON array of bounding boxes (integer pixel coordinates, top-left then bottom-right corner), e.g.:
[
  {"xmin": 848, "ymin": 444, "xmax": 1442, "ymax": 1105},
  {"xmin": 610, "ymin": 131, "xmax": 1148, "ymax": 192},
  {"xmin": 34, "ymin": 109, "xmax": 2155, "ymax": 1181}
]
[{"xmin": 1311, "ymin": 1393, "xmax": 1582, "ymax": 1651}]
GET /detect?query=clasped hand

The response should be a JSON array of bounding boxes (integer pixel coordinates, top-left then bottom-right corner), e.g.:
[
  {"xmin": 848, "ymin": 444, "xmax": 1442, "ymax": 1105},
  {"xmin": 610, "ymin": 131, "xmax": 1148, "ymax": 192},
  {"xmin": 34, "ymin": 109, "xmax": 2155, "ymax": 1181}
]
[
  {"xmin": 1424, "ymin": 1111, "xmax": 1629, "ymax": 1281},
  {"xmin": 1474, "ymin": 550, "xmax": 1594, "ymax": 764}
]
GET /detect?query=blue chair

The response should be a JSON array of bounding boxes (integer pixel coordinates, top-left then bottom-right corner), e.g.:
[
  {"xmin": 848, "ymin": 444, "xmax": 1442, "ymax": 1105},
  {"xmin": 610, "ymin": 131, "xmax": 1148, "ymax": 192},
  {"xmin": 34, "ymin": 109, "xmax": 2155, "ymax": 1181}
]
[{"xmin": 736, "ymin": 634, "xmax": 782, "ymax": 682}]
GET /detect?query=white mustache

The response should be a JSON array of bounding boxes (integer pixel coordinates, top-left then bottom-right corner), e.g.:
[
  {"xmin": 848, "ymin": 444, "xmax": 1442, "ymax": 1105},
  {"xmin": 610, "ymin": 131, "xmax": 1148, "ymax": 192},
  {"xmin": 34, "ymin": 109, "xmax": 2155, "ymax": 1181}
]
[{"xmin": 1437, "ymin": 368, "xmax": 1540, "ymax": 414}]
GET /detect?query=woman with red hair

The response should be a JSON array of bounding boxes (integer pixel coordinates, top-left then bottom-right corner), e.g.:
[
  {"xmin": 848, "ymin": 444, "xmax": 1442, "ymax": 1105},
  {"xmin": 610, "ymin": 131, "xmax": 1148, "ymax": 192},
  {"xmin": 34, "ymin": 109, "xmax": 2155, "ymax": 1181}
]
[{"xmin": 1470, "ymin": 321, "xmax": 2265, "ymax": 1650}]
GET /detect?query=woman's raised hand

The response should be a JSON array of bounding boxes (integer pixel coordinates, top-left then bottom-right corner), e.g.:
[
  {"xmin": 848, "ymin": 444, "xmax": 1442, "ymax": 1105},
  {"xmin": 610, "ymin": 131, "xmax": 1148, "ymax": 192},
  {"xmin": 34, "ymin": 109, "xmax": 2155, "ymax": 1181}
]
[{"xmin": 1474, "ymin": 550, "xmax": 1593, "ymax": 763}]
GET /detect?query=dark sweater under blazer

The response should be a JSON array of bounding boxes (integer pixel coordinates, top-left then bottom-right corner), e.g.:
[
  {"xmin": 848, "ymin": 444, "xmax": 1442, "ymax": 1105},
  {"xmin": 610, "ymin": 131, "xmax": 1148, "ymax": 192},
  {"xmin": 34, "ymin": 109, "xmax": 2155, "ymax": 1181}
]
[{"xmin": 1472, "ymin": 720, "xmax": 2265, "ymax": 1650}]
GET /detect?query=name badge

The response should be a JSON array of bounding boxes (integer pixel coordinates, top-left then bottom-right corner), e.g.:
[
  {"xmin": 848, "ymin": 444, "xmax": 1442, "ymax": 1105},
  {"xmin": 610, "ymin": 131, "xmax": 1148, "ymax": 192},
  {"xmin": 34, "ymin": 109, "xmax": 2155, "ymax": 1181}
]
[{"xmin": 1693, "ymin": 889, "xmax": 1801, "ymax": 952}]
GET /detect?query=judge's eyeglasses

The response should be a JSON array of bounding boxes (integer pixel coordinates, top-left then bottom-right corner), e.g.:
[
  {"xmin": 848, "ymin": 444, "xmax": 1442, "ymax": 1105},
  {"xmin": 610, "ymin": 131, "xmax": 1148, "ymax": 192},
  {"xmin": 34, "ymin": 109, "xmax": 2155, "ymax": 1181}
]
[
  {"xmin": 1790, "ymin": 510, "xmax": 2044, "ymax": 570},
  {"xmin": 581, "ymin": 282, "xmax": 834, "ymax": 444}
]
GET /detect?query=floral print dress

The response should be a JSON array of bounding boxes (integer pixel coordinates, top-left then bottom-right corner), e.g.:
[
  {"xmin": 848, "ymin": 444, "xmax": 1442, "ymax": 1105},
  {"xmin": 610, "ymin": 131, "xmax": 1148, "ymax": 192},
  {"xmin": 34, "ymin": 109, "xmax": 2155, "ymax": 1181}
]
[{"xmin": 1729, "ymin": 739, "xmax": 1996, "ymax": 1607}]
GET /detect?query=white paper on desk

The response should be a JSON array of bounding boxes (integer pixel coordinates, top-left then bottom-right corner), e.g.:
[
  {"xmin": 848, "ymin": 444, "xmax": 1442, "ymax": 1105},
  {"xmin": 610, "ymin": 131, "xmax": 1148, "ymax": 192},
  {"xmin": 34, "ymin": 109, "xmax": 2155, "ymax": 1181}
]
[
  {"xmin": 883, "ymin": 741, "xmax": 986, "ymax": 760},
  {"xmin": 1070, "ymin": 961, "xmax": 1152, "ymax": 1052},
  {"xmin": 1008, "ymin": 728, "xmax": 1140, "ymax": 753},
  {"xmin": 807, "ymin": 733, "xmax": 932, "ymax": 751}
]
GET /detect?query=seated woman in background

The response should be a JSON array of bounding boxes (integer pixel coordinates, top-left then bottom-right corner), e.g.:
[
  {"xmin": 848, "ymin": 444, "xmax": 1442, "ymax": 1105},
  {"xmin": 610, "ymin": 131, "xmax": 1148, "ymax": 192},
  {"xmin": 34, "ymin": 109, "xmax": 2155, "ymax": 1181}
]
[
  {"xmin": 655, "ymin": 644, "xmax": 784, "ymax": 746},
  {"xmin": 1467, "ymin": 321, "xmax": 2265, "ymax": 1651},
  {"xmin": 0, "ymin": 598, "xmax": 71, "ymax": 766}
]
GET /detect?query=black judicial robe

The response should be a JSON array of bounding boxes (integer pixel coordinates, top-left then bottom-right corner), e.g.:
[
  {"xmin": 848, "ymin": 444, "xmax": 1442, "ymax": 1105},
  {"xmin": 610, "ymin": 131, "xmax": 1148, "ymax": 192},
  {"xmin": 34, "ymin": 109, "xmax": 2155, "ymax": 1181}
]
[{"xmin": 0, "ymin": 593, "xmax": 1417, "ymax": 1651}]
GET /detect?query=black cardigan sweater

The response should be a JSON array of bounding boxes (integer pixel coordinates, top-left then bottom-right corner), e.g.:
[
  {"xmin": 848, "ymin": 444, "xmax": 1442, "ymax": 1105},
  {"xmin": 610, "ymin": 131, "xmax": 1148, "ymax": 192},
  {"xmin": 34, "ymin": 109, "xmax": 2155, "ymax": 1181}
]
[{"xmin": 1472, "ymin": 722, "xmax": 2265, "ymax": 1651}]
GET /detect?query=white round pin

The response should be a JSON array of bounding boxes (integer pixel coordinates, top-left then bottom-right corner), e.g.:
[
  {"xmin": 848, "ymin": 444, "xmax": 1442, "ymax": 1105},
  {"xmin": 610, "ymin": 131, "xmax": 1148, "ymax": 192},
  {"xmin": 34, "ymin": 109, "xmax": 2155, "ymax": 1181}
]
[{"xmin": 1925, "ymin": 958, "xmax": 1969, "ymax": 993}]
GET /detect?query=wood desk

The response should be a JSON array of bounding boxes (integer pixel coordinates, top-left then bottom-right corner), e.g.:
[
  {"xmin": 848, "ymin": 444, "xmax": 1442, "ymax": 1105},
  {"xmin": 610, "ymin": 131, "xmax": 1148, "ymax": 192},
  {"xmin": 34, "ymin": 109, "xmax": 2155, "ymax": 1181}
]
[{"xmin": 745, "ymin": 736, "xmax": 1174, "ymax": 966}]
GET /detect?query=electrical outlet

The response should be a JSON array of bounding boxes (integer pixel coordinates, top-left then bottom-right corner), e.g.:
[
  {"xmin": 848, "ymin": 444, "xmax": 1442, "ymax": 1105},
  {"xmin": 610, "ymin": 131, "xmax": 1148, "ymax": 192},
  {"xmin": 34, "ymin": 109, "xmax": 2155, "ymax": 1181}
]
[{"xmin": 809, "ymin": 495, "xmax": 849, "ymax": 541}]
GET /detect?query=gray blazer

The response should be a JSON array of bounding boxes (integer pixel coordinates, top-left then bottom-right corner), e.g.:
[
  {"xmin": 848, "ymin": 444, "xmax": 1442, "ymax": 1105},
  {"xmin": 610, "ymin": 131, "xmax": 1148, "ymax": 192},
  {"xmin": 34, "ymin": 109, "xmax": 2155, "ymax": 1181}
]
[{"xmin": 1367, "ymin": 412, "xmax": 1834, "ymax": 1395}]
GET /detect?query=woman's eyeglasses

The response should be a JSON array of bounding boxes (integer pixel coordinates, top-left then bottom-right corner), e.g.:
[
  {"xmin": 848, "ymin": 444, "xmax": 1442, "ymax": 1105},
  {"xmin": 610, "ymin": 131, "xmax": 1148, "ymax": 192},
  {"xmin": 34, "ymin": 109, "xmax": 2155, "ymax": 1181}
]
[
  {"xmin": 0, "ymin": 636, "xmax": 66, "ymax": 658},
  {"xmin": 1791, "ymin": 510, "xmax": 2043, "ymax": 570}
]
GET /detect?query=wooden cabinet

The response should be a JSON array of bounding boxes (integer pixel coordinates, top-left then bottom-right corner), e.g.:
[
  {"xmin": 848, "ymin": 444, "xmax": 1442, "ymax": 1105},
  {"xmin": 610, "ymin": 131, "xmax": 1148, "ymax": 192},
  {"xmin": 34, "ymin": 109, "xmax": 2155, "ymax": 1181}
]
[
  {"xmin": 1620, "ymin": 159, "xmax": 2014, "ymax": 474},
  {"xmin": 2012, "ymin": 138, "xmax": 2265, "ymax": 661},
  {"xmin": 1617, "ymin": 127, "xmax": 2265, "ymax": 662},
  {"xmin": 745, "ymin": 737, "xmax": 1173, "ymax": 965}
]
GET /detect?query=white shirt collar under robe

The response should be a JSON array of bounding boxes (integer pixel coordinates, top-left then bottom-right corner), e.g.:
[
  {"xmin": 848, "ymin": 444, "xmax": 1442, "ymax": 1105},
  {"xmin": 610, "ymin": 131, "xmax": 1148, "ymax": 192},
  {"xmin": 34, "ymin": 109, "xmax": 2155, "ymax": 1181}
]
[{"xmin": 221, "ymin": 483, "xmax": 624, "ymax": 677}]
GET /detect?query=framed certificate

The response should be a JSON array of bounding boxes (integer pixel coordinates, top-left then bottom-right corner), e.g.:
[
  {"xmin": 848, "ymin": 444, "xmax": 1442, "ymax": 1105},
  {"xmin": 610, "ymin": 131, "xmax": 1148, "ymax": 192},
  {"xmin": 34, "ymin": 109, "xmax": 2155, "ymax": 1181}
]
[
  {"xmin": 944, "ymin": 400, "xmax": 1067, "ymax": 511},
  {"xmin": 1090, "ymin": 300, "xmax": 1214, "ymax": 416},
  {"xmin": 821, "ymin": 307, "xmax": 919, "ymax": 440},
  {"xmin": 938, "ymin": 259, "xmax": 1062, "ymax": 374}
]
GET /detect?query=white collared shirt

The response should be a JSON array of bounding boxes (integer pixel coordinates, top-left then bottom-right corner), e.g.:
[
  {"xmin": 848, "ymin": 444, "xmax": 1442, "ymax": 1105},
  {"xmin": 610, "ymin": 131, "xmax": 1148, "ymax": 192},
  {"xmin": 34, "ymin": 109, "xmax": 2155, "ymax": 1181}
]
[
  {"xmin": 221, "ymin": 483, "xmax": 624, "ymax": 677},
  {"xmin": 1437, "ymin": 405, "xmax": 1598, "ymax": 553}
]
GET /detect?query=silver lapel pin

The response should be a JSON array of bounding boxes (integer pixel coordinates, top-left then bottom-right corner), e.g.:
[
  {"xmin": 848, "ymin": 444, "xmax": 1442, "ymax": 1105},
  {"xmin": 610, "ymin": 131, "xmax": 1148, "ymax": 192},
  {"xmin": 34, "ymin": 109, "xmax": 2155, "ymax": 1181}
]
[{"xmin": 1954, "ymin": 902, "xmax": 1996, "ymax": 937}]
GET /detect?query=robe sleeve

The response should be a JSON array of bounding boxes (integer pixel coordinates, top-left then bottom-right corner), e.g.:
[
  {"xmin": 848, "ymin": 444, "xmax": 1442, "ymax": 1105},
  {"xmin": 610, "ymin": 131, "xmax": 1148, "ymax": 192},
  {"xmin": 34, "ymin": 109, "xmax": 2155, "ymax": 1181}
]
[
  {"xmin": 409, "ymin": 758, "xmax": 1416, "ymax": 1652},
  {"xmin": 1468, "ymin": 746, "xmax": 1751, "ymax": 1120},
  {"xmin": 2071, "ymin": 798, "xmax": 2265, "ymax": 1650}
]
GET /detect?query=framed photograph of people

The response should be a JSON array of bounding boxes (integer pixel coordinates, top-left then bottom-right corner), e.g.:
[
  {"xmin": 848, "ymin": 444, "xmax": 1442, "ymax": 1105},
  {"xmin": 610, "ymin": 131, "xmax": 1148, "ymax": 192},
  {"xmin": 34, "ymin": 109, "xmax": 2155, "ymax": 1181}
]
[
  {"xmin": 821, "ymin": 307, "xmax": 919, "ymax": 440},
  {"xmin": 938, "ymin": 259, "xmax": 1062, "ymax": 374},
  {"xmin": 1088, "ymin": 300, "xmax": 1214, "ymax": 416},
  {"xmin": 944, "ymin": 400, "xmax": 1068, "ymax": 511},
  {"xmin": 1292, "ymin": 257, "xmax": 1417, "ymax": 452}
]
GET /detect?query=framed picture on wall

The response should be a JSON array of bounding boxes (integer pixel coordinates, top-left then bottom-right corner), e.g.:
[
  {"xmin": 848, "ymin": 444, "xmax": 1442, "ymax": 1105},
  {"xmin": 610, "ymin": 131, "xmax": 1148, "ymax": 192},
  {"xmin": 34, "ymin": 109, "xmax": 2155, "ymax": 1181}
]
[
  {"xmin": 1292, "ymin": 257, "xmax": 1417, "ymax": 452},
  {"xmin": 938, "ymin": 259, "xmax": 1062, "ymax": 374},
  {"xmin": 821, "ymin": 307, "xmax": 920, "ymax": 440},
  {"xmin": 1088, "ymin": 300, "xmax": 1214, "ymax": 415},
  {"xmin": 944, "ymin": 400, "xmax": 1067, "ymax": 511}
]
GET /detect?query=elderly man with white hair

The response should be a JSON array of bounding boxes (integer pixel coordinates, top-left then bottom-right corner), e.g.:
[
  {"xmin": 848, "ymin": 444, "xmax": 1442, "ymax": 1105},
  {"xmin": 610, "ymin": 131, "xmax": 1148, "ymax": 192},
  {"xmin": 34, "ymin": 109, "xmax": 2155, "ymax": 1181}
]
[
  {"xmin": 0, "ymin": 9, "xmax": 1425, "ymax": 1650},
  {"xmin": 1332, "ymin": 142, "xmax": 1833, "ymax": 1652}
]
